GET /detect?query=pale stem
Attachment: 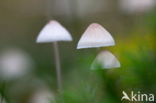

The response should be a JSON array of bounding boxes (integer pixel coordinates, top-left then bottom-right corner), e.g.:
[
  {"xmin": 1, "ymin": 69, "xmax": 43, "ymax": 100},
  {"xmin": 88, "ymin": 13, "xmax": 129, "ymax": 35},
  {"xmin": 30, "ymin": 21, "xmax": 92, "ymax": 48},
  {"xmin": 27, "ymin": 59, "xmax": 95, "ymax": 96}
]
[{"xmin": 53, "ymin": 42, "xmax": 63, "ymax": 92}]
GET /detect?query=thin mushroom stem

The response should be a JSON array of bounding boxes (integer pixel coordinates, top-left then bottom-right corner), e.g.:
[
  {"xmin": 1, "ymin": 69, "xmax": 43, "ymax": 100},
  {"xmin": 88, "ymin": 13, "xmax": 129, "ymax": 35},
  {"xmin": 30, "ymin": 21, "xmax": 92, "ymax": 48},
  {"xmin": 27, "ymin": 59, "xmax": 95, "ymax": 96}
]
[{"xmin": 53, "ymin": 42, "xmax": 63, "ymax": 92}]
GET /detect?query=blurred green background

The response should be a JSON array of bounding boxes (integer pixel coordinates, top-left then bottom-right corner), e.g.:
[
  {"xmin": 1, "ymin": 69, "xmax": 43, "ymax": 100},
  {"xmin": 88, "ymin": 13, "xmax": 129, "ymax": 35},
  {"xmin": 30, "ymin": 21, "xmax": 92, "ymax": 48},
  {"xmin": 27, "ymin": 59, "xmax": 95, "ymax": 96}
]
[{"xmin": 0, "ymin": 0, "xmax": 156, "ymax": 103}]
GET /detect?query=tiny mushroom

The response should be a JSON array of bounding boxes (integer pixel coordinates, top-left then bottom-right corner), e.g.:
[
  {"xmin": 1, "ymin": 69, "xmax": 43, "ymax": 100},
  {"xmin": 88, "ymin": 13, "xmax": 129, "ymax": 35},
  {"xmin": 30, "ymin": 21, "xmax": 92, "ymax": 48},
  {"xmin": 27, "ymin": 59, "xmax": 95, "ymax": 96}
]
[
  {"xmin": 91, "ymin": 50, "xmax": 120, "ymax": 69},
  {"xmin": 37, "ymin": 20, "xmax": 72, "ymax": 43},
  {"xmin": 36, "ymin": 20, "xmax": 73, "ymax": 91},
  {"xmin": 77, "ymin": 23, "xmax": 115, "ymax": 49},
  {"xmin": 77, "ymin": 23, "xmax": 120, "ymax": 69}
]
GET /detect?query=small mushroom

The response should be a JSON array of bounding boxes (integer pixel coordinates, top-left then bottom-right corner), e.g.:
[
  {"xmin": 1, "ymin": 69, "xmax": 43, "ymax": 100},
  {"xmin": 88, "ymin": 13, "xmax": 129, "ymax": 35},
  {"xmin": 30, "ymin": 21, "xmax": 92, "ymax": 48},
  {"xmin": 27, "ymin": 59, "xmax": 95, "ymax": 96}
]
[
  {"xmin": 77, "ymin": 23, "xmax": 120, "ymax": 69},
  {"xmin": 91, "ymin": 50, "xmax": 120, "ymax": 69},
  {"xmin": 36, "ymin": 20, "xmax": 73, "ymax": 91},
  {"xmin": 77, "ymin": 23, "xmax": 115, "ymax": 49},
  {"xmin": 37, "ymin": 20, "xmax": 72, "ymax": 43}
]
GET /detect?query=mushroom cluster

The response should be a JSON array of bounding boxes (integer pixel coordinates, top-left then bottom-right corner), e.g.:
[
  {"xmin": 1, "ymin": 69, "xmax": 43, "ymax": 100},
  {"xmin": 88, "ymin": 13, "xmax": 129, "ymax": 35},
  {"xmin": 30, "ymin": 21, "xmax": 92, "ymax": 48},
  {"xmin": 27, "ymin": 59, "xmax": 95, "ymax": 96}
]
[{"xmin": 36, "ymin": 20, "xmax": 120, "ymax": 92}]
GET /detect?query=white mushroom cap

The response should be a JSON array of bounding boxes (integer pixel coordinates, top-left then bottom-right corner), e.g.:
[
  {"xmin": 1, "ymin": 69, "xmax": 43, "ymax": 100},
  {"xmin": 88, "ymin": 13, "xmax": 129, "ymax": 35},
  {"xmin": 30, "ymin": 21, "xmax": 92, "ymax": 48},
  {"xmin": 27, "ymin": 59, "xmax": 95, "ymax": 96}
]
[
  {"xmin": 91, "ymin": 50, "xmax": 120, "ymax": 69},
  {"xmin": 36, "ymin": 20, "xmax": 72, "ymax": 43},
  {"xmin": 77, "ymin": 23, "xmax": 115, "ymax": 49}
]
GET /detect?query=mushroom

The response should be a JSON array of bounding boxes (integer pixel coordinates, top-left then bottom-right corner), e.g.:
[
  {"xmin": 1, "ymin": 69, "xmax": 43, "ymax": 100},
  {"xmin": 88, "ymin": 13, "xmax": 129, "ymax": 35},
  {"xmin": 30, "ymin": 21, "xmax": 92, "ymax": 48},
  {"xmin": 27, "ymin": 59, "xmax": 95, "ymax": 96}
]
[
  {"xmin": 77, "ymin": 23, "xmax": 120, "ymax": 69},
  {"xmin": 91, "ymin": 50, "xmax": 120, "ymax": 69},
  {"xmin": 77, "ymin": 23, "xmax": 115, "ymax": 49},
  {"xmin": 36, "ymin": 20, "xmax": 72, "ymax": 91},
  {"xmin": 37, "ymin": 20, "xmax": 72, "ymax": 43}
]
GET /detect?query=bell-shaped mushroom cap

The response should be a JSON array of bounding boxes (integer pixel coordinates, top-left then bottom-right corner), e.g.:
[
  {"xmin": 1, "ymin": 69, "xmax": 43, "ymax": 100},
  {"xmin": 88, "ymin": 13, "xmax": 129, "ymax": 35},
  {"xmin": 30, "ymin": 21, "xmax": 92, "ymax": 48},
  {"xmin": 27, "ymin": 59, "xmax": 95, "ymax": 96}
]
[
  {"xmin": 77, "ymin": 23, "xmax": 115, "ymax": 49},
  {"xmin": 36, "ymin": 20, "xmax": 72, "ymax": 43},
  {"xmin": 91, "ymin": 51, "xmax": 120, "ymax": 69}
]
